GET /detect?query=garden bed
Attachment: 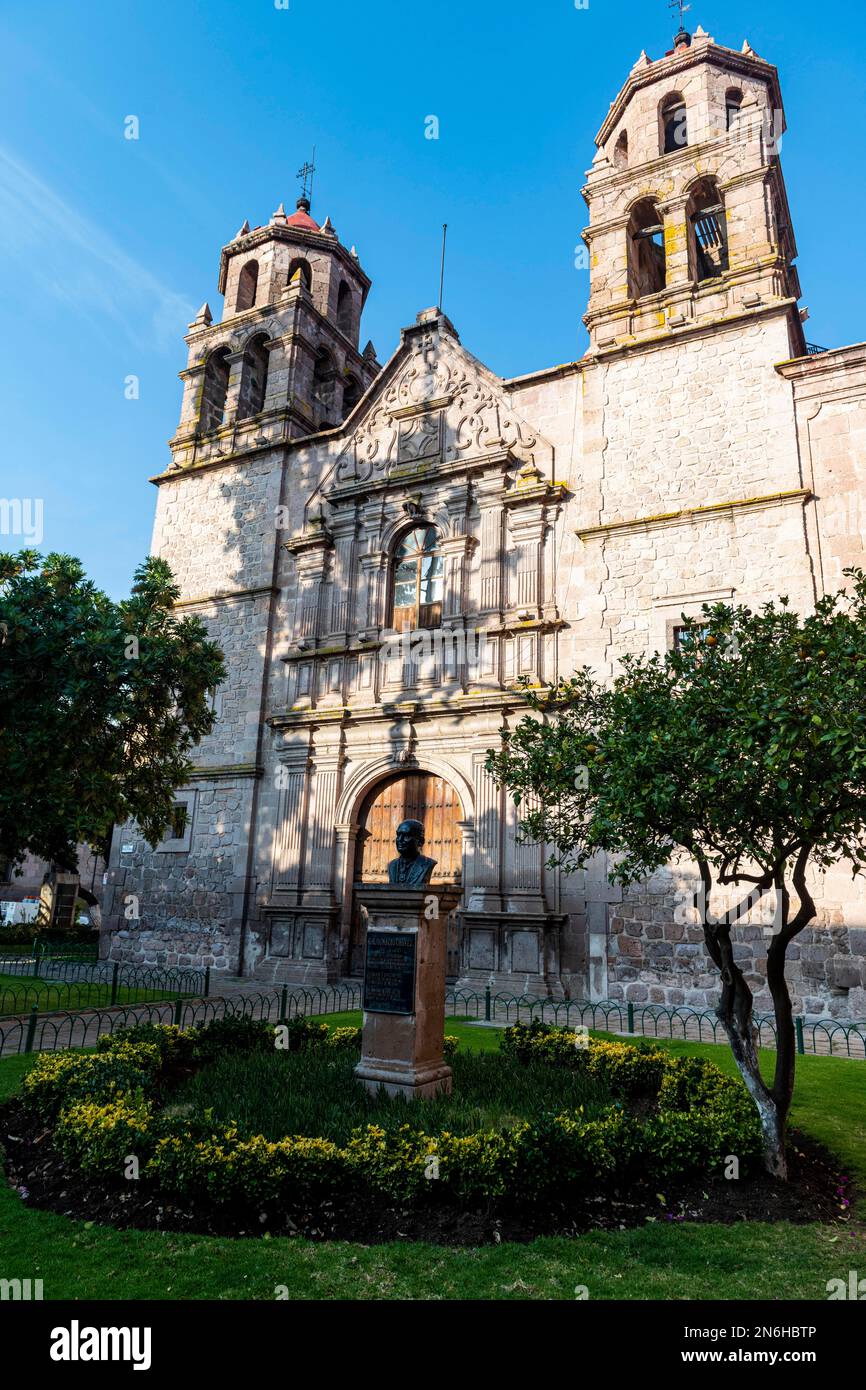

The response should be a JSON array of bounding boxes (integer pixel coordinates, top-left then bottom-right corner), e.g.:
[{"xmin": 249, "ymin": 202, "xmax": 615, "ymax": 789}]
[{"xmin": 0, "ymin": 1018, "xmax": 852, "ymax": 1246}]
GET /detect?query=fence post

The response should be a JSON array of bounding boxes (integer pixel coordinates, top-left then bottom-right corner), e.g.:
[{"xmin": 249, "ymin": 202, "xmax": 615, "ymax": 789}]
[
  {"xmin": 279, "ymin": 984, "xmax": 288, "ymax": 1024},
  {"xmin": 173, "ymin": 997, "xmax": 184, "ymax": 1028},
  {"xmin": 204, "ymin": 966, "xmax": 211, "ymax": 999},
  {"xmin": 627, "ymin": 1002, "xmax": 635, "ymax": 1034},
  {"xmin": 795, "ymin": 1016, "xmax": 805, "ymax": 1056},
  {"xmin": 484, "ymin": 985, "xmax": 491, "ymax": 1023},
  {"xmin": 25, "ymin": 1004, "xmax": 38, "ymax": 1054},
  {"xmin": 110, "ymin": 961, "xmax": 119, "ymax": 1007},
  {"xmin": 32, "ymin": 943, "xmax": 41, "ymax": 979}
]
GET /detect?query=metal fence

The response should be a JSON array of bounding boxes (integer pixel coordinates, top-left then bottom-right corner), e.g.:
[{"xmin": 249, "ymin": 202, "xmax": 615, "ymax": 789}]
[
  {"xmin": 446, "ymin": 989, "xmax": 866, "ymax": 1058},
  {"xmin": 0, "ymin": 981, "xmax": 863, "ymax": 1060},
  {"xmin": 0, "ymin": 957, "xmax": 209, "ymax": 1018}
]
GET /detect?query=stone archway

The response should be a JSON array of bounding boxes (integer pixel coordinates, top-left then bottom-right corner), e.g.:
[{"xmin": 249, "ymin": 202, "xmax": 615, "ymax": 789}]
[{"xmin": 348, "ymin": 771, "xmax": 464, "ymax": 977}]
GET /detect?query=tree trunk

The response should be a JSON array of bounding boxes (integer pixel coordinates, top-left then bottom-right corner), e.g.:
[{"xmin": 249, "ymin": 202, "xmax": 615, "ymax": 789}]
[
  {"xmin": 717, "ymin": 982, "xmax": 789, "ymax": 1180},
  {"xmin": 703, "ymin": 888, "xmax": 789, "ymax": 1179}
]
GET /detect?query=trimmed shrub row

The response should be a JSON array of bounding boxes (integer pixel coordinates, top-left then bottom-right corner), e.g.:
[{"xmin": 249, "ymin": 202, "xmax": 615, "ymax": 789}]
[{"xmin": 20, "ymin": 1020, "xmax": 762, "ymax": 1207}]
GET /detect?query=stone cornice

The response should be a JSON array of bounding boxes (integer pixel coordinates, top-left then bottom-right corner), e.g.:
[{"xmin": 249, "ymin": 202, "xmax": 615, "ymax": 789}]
[
  {"xmin": 595, "ymin": 43, "xmax": 783, "ymax": 148},
  {"xmin": 576, "ymin": 488, "xmax": 812, "ymax": 541},
  {"xmin": 583, "ymin": 298, "xmax": 802, "ymax": 361},
  {"xmin": 217, "ymin": 222, "xmax": 371, "ymax": 296},
  {"xmin": 185, "ymin": 763, "xmax": 264, "ymax": 781},
  {"xmin": 776, "ymin": 341, "xmax": 866, "ymax": 383},
  {"xmin": 267, "ymin": 689, "xmax": 530, "ymax": 729},
  {"xmin": 172, "ymin": 584, "xmax": 278, "ymax": 609}
]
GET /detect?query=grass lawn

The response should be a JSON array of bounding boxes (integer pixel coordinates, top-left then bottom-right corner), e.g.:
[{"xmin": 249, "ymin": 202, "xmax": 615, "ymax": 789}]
[
  {"xmin": 0, "ymin": 972, "xmax": 191, "ymax": 1016},
  {"xmin": 0, "ymin": 1019, "xmax": 863, "ymax": 1301}
]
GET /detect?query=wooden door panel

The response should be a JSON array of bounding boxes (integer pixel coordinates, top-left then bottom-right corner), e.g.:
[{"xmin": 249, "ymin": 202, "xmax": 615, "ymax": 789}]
[{"xmin": 349, "ymin": 772, "xmax": 463, "ymax": 975}]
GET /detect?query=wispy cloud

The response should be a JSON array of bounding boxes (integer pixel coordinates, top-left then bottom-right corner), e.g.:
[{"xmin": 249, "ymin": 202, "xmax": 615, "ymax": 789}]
[{"xmin": 0, "ymin": 144, "xmax": 194, "ymax": 349}]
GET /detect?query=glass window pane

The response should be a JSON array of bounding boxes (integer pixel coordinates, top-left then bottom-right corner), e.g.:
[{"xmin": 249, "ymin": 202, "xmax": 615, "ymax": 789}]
[
  {"xmin": 422, "ymin": 573, "xmax": 444, "ymax": 603},
  {"xmin": 393, "ymin": 580, "xmax": 417, "ymax": 607}
]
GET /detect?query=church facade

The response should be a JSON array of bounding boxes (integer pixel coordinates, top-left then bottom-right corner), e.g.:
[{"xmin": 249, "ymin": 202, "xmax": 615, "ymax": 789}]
[{"xmin": 104, "ymin": 25, "xmax": 866, "ymax": 1021}]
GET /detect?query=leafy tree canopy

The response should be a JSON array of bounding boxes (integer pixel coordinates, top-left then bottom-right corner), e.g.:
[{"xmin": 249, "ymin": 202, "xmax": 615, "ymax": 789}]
[
  {"xmin": 488, "ymin": 570, "xmax": 866, "ymax": 1177},
  {"xmin": 491, "ymin": 571, "xmax": 866, "ymax": 890},
  {"xmin": 0, "ymin": 550, "xmax": 226, "ymax": 871}
]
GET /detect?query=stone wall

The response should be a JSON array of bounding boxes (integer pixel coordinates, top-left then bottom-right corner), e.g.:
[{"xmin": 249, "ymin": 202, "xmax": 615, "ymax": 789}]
[
  {"xmin": 608, "ymin": 882, "xmax": 866, "ymax": 1023},
  {"xmin": 106, "ymin": 921, "xmax": 233, "ymax": 974}
]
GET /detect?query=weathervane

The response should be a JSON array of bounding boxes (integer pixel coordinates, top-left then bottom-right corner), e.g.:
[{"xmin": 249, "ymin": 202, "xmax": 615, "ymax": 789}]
[
  {"xmin": 669, "ymin": 0, "xmax": 691, "ymax": 28},
  {"xmin": 296, "ymin": 147, "xmax": 317, "ymax": 204}
]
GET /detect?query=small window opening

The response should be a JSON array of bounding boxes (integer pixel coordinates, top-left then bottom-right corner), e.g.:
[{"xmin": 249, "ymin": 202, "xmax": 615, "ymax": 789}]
[
  {"xmin": 288, "ymin": 258, "xmax": 312, "ymax": 290},
  {"xmin": 200, "ymin": 347, "xmax": 230, "ymax": 433},
  {"xmin": 236, "ymin": 260, "xmax": 259, "ymax": 312},
  {"xmin": 237, "ymin": 333, "xmax": 269, "ymax": 421},
  {"xmin": 342, "ymin": 375, "xmax": 362, "ymax": 415},
  {"xmin": 725, "ymin": 89, "xmax": 743, "ymax": 131},
  {"xmin": 661, "ymin": 94, "xmax": 688, "ymax": 154},
  {"xmin": 336, "ymin": 280, "xmax": 353, "ymax": 336},
  {"xmin": 613, "ymin": 130, "xmax": 629, "ymax": 170},
  {"xmin": 628, "ymin": 199, "xmax": 666, "ymax": 298},
  {"xmin": 688, "ymin": 180, "xmax": 729, "ymax": 281}
]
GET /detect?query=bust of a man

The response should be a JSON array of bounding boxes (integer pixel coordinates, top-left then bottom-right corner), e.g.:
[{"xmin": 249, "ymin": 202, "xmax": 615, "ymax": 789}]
[{"xmin": 387, "ymin": 818, "xmax": 437, "ymax": 887}]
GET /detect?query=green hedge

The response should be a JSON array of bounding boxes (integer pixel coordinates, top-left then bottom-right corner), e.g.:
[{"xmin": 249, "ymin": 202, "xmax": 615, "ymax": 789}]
[{"xmin": 18, "ymin": 1020, "xmax": 762, "ymax": 1206}]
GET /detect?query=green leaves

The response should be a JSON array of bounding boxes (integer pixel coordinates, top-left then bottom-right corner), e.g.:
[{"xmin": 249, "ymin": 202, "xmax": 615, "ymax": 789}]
[
  {"xmin": 0, "ymin": 550, "xmax": 226, "ymax": 868},
  {"xmin": 488, "ymin": 570, "xmax": 866, "ymax": 887}
]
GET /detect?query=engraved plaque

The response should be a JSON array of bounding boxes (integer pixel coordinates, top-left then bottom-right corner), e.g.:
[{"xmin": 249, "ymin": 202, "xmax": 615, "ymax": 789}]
[{"xmin": 363, "ymin": 930, "xmax": 417, "ymax": 1014}]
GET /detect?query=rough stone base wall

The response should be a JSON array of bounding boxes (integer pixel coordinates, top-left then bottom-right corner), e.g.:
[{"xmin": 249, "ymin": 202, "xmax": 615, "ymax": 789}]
[
  {"xmin": 608, "ymin": 886, "xmax": 866, "ymax": 1021},
  {"xmin": 106, "ymin": 922, "xmax": 236, "ymax": 974}
]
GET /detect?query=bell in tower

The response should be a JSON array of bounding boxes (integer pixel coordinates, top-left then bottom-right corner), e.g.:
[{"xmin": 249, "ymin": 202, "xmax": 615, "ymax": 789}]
[{"xmin": 581, "ymin": 24, "xmax": 805, "ymax": 356}]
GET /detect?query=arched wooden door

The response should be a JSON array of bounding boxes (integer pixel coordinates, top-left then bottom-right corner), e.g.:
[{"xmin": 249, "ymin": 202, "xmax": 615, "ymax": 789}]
[{"xmin": 350, "ymin": 772, "xmax": 463, "ymax": 977}]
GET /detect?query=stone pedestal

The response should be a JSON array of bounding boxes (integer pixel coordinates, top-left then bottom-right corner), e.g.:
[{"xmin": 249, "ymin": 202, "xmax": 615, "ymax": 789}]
[{"xmin": 355, "ymin": 885, "xmax": 461, "ymax": 1100}]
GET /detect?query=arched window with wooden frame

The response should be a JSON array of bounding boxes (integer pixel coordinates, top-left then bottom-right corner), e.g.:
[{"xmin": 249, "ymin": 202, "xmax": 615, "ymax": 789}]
[{"xmin": 390, "ymin": 525, "xmax": 443, "ymax": 632}]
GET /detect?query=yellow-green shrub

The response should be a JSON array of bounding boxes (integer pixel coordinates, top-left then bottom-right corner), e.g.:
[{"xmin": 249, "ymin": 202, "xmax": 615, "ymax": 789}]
[{"xmin": 54, "ymin": 1097, "xmax": 152, "ymax": 1175}]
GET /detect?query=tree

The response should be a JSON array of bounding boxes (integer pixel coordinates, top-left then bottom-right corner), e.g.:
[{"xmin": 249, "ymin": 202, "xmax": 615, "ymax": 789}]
[
  {"xmin": 0, "ymin": 550, "xmax": 226, "ymax": 873},
  {"xmin": 488, "ymin": 572, "xmax": 866, "ymax": 1178}
]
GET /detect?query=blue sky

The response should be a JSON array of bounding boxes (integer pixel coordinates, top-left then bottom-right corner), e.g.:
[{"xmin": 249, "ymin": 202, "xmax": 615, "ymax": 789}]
[{"xmin": 1, "ymin": 0, "xmax": 864, "ymax": 599}]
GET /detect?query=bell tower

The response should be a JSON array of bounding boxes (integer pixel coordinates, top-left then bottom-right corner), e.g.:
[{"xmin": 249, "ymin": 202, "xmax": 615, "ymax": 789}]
[
  {"xmin": 169, "ymin": 194, "xmax": 380, "ymax": 466},
  {"xmin": 581, "ymin": 23, "xmax": 806, "ymax": 356}
]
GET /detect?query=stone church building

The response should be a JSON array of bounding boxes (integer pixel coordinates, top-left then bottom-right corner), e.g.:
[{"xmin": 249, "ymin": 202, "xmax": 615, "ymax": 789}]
[{"xmin": 105, "ymin": 25, "xmax": 866, "ymax": 1020}]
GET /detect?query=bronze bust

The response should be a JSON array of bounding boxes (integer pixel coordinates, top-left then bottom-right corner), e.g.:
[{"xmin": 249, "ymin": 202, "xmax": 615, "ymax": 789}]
[{"xmin": 387, "ymin": 818, "xmax": 437, "ymax": 887}]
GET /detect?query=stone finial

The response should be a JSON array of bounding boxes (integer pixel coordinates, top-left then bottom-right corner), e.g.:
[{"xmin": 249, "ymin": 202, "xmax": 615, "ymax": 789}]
[
  {"xmin": 742, "ymin": 39, "xmax": 757, "ymax": 55},
  {"xmin": 693, "ymin": 25, "xmax": 711, "ymax": 41},
  {"xmin": 319, "ymin": 215, "xmax": 337, "ymax": 237},
  {"xmin": 362, "ymin": 340, "xmax": 377, "ymax": 361},
  {"xmin": 270, "ymin": 202, "xmax": 289, "ymax": 225},
  {"xmin": 350, "ymin": 245, "xmax": 359, "ymax": 259},
  {"xmin": 189, "ymin": 302, "xmax": 212, "ymax": 328},
  {"xmin": 233, "ymin": 219, "xmax": 250, "ymax": 240},
  {"xmin": 630, "ymin": 49, "xmax": 651, "ymax": 72}
]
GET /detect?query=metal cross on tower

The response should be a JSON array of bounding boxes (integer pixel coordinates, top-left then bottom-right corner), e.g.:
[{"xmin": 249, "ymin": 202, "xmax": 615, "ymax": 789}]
[
  {"xmin": 668, "ymin": 0, "xmax": 691, "ymax": 29},
  {"xmin": 296, "ymin": 148, "xmax": 317, "ymax": 204}
]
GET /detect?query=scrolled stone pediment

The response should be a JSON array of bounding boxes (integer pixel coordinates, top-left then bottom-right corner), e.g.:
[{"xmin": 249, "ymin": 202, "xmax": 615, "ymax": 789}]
[{"xmin": 332, "ymin": 321, "xmax": 553, "ymax": 489}]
